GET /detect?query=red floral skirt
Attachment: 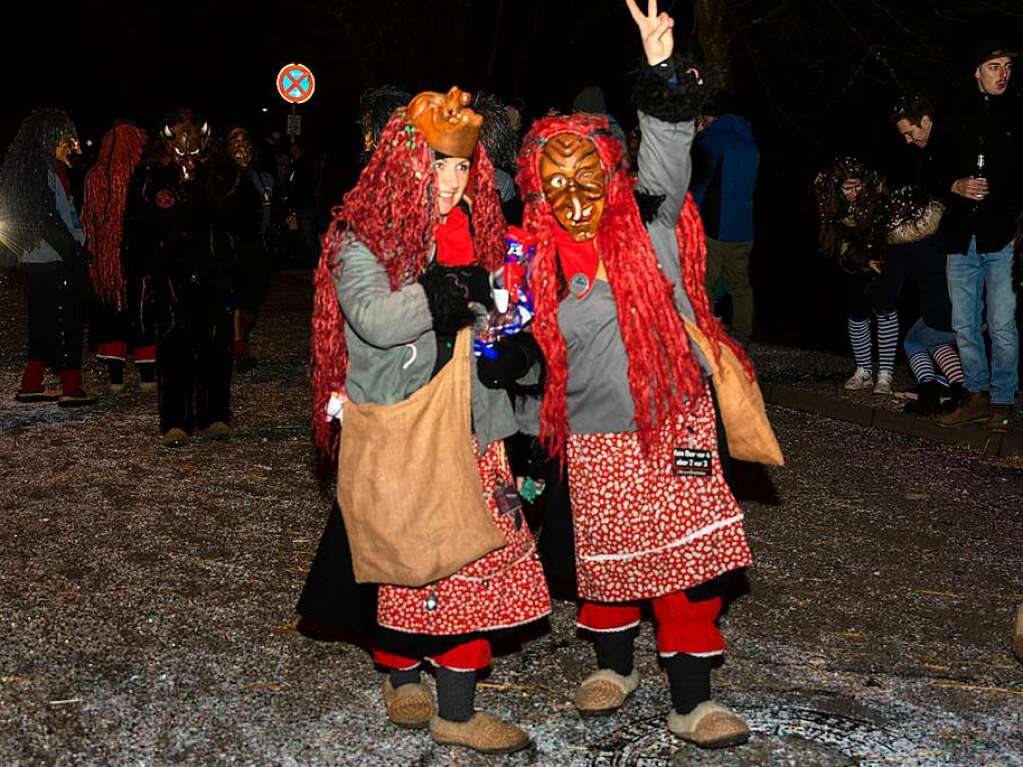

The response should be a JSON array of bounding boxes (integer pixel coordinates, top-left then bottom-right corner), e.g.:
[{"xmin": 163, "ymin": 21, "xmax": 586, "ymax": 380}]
[
  {"xmin": 377, "ymin": 440, "xmax": 552, "ymax": 636},
  {"xmin": 566, "ymin": 387, "xmax": 752, "ymax": 602}
]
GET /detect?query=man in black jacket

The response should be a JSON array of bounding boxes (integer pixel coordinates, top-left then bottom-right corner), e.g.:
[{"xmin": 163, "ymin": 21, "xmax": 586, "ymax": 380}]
[{"xmin": 934, "ymin": 39, "xmax": 1020, "ymax": 432}]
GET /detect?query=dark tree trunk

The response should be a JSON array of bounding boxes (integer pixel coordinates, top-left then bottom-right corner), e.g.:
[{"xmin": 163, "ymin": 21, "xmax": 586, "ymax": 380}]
[{"xmin": 693, "ymin": 0, "xmax": 733, "ymax": 93}]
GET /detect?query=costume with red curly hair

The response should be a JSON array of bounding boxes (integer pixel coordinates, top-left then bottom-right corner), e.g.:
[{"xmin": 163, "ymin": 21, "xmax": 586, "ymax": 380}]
[
  {"xmin": 310, "ymin": 109, "xmax": 506, "ymax": 457},
  {"xmin": 517, "ymin": 106, "xmax": 754, "ymax": 674},
  {"xmin": 82, "ymin": 123, "xmax": 157, "ymax": 380},
  {"xmin": 83, "ymin": 123, "xmax": 147, "ymax": 310},
  {"xmin": 518, "ymin": 113, "xmax": 750, "ymax": 462},
  {"xmin": 299, "ymin": 96, "xmax": 550, "ymax": 688}
]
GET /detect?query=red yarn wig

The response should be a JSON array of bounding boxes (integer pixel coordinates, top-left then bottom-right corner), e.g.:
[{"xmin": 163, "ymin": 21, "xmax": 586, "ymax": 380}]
[
  {"xmin": 516, "ymin": 113, "xmax": 752, "ymax": 461},
  {"xmin": 310, "ymin": 108, "xmax": 506, "ymax": 457},
  {"xmin": 82, "ymin": 123, "xmax": 147, "ymax": 310}
]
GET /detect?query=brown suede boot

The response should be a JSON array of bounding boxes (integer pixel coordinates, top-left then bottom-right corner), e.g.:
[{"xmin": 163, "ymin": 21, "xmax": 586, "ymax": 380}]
[
  {"xmin": 429, "ymin": 712, "xmax": 530, "ymax": 754},
  {"xmin": 668, "ymin": 701, "xmax": 750, "ymax": 749},
  {"xmin": 381, "ymin": 678, "xmax": 434, "ymax": 730},
  {"xmin": 574, "ymin": 669, "xmax": 640, "ymax": 717},
  {"xmin": 987, "ymin": 404, "xmax": 1013, "ymax": 433},
  {"xmin": 938, "ymin": 390, "xmax": 989, "ymax": 428}
]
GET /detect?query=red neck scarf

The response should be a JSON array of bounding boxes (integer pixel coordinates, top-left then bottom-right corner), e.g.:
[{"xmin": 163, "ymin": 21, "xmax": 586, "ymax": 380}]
[
  {"xmin": 434, "ymin": 205, "xmax": 476, "ymax": 266},
  {"xmin": 553, "ymin": 225, "xmax": 600, "ymax": 299}
]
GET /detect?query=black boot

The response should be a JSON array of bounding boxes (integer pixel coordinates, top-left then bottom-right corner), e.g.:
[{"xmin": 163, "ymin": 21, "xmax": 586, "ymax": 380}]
[
  {"xmin": 943, "ymin": 382, "xmax": 966, "ymax": 412},
  {"xmin": 903, "ymin": 381, "xmax": 942, "ymax": 416},
  {"xmin": 106, "ymin": 360, "xmax": 125, "ymax": 394}
]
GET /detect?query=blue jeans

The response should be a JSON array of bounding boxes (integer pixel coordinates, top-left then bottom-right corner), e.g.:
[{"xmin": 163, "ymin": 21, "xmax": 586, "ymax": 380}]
[
  {"xmin": 904, "ymin": 318, "xmax": 956, "ymax": 361},
  {"xmin": 946, "ymin": 238, "xmax": 1018, "ymax": 404}
]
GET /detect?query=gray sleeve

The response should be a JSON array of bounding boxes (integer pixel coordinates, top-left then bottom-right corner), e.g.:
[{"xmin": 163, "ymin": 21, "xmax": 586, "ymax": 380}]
[
  {"xmin": 335, "ymin": 240, "xmax": 434, "ymax": 349},
  {"xmin": 636, "ymin": 110, "xmax": 696, "ymax": 228}
]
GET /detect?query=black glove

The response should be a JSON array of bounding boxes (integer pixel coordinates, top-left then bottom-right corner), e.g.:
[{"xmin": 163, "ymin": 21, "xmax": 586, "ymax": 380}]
[
  {"xmin": 445, "ymin": 264, "xmax": 495, "ymax": 311},
  {"xmin": 477, "ymin": 332, "xmax": 541, "ymax": 389},
  {"xmin": 419, "ymin": 263, "xmax": 478, "ymax": 334}
]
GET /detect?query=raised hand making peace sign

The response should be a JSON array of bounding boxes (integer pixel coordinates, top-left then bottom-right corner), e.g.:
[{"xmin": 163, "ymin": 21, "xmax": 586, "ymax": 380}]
[{"xmin": 625, "ymin": 0, "xmax": 675, "ymax": 66}]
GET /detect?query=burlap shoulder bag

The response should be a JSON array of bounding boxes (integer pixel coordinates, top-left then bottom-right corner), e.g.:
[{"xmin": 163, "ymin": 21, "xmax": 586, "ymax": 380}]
[
  {"xmin": 682, "ymin": 317, "xmax": 784, "ymax": 466},
  {"xmin": 337, "ymin": 328, "xmax": 506, "ymax": 587}
]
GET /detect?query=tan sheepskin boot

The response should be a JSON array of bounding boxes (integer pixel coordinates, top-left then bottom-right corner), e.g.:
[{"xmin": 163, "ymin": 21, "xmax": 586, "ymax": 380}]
[
  {"xmin": 381, "ymin": 677, "xmax": 434, "ymax": 730},
  {"xmin": 668, "ymin": 701, "xmax": 750, "ymax": 749},
  {"xmin": 574, "ymin": 669, "xmax": 640, "ymax": 717},
  {"xmin": 429, "ymin": 712, "xmax": 530, "ymax": 754}
]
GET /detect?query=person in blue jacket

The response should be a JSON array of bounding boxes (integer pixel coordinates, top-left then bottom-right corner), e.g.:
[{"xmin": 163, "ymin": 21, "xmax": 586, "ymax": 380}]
[{"xmin": 690, "ymin": 97, "xmax": 760, "ymax": 345}]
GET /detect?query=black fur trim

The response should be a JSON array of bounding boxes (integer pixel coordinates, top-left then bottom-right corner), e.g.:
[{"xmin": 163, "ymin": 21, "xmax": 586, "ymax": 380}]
[
  {"xmin": 634, "ymin": 190, "xmax": 666, "ymax": 224},
  {"xmin": 631, "ymin": 54, "xmax": 707, "ymax": 123}
]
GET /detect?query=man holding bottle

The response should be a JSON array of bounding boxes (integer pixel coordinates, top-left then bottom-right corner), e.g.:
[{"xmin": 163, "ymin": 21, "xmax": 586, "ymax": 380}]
[{"xmin": 935, "ymin": 39, "xmax": 1020, "ymax": 431}]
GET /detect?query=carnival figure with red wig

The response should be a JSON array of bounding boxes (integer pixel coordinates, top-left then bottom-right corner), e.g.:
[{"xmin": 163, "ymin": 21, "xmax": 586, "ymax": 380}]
[
  {"xmin": 515, "ymin": 0, "xmax": 762, "ymax": 749},
  {"xmin": 83, "ymin": 121, "xmax": 157, "ymax": 394},
  {"xmin": 301, "ymin": 88, "xmax": 550, "ymax": 754}
]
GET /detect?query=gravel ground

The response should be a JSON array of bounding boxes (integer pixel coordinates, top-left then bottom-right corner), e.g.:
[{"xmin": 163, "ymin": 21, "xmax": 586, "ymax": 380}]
[{"xmin": 1, "ymin": 271, "xmax": 1021, "ymax": 766}]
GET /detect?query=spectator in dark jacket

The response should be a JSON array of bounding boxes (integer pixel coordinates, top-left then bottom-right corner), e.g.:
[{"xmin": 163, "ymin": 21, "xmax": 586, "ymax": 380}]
[
  {"xmin": 932, "ymin": 38, "xmax": 1020, "ymax": 432},
  {"xmin": 691, "ymin": 98, "xmax": 759, "ymax": 345}
]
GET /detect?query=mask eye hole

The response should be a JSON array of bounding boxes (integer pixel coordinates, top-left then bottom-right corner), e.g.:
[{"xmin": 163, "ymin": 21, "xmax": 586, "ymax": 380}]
[
  {"xmin": 174, "ymin": 147, "xmax": 184, "ymax": 156},
  {"xmin": 190, "ymin": 149, "xmax": 200, "ymax": 156},
  {"xmin": 548, "ymin": 175, "xmax": 567, "ymax": 189}
]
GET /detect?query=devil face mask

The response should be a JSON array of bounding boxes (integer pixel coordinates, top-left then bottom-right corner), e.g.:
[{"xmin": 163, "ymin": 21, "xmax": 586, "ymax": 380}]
[
  {"xmin": 227, "ymin": 128, "xmax": 253, "ymax": 170},
  {"xmin": 161, "ymin": 115, "xmax": 209, "ymax": 182},
  {"xmin": 539, "ymin": 133, "xmax": 607, "ymax": 242}
]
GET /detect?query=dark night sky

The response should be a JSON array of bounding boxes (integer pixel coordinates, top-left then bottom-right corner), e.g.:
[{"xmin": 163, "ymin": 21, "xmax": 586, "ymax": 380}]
[
  {"xmin": 6, "ymin": 1, "xmax": 1021, "ymax": 348},
  {"xmin": 4, "ymin": 0, "xmax": 668, "ymax": 150}
]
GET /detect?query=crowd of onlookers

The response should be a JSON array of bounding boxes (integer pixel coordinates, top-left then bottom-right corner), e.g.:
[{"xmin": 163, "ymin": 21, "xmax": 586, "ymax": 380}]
[{"xmin": 814, "ymin": 38, "xmax": 1020, "ymax": 433}]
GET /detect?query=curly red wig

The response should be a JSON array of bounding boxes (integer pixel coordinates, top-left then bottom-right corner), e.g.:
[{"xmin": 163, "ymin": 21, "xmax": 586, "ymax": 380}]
[
  {"xmin": 310, "ymin": 108, "xmax": 506, "ymax": 458},
  {"xmin": 82, "ymin": 123, "xmax": 147, "ymax": 310},
  {"xmin": 516, "ymin": 113, "xmax": 751, "ymax": 461}
]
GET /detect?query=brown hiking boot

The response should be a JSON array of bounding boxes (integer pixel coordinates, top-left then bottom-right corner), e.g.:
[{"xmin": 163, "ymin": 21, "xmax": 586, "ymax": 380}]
[
  {"xmin": 574, "ymin": 669, "xmax": 640, "ymax": 717},
  {"xmin": 937, "ymin": 390, "xmax": 989, "ymax": 428},
  {"xmin": 668, "ymin": 701, "xmax": 751, "ymax": 749},
  {"xmin": 381, "ymin": 677, "xmax": 434, "ymax": 730},
  {"xmin": 429, "ymin": 712, "xmax": 530, "ymax": 754},
  {"xmin": 987, "ymin": 404, "xmax": 1013, "ymax": 433}
]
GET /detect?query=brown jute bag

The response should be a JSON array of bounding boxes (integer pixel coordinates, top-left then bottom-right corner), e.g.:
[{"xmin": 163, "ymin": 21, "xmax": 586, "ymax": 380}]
[
  {"xmin": 682, "ymin": 317, "xmax": 784, "ymax": 466},
  {"xmin": 337, "ymin": 329, "xmax": 506, "ymax": 587}
]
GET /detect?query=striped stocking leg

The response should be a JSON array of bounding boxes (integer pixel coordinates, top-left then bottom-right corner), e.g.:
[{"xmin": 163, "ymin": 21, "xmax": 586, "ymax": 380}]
[
  {"xmin": 847, "ymin": 317, "xmax": 873, "ymax": 372},
  {"xmin": 908, "ymin": 352, "xmax": 936, "ymax": 384},
  {"xmin": 932, "ymin": 344, "xmax": 965, "ymax": 384},
  {"xmin": 874, "ymin": 310, "xmax": 899, "ymax": 374}
]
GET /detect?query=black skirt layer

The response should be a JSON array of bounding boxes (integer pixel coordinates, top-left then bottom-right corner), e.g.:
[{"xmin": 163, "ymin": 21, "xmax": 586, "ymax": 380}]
[{"xmin": 296, "ymin": 501, "xmax": 531, "ymax": 659}]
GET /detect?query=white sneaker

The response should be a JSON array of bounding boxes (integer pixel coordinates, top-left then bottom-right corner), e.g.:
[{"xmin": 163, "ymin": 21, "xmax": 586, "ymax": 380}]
[
  {"xmin": 844, "ymin": 367, "xmax": 873, "ymax": 390},
  {"xmin": 873, "ymin": 371, "xmax": 894, "ymax": 395}
]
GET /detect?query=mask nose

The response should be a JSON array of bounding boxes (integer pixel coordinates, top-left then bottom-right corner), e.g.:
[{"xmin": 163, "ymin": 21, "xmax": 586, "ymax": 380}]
[{"xmin": 569, "ymin": 191, "xmax": 583, "ymax": 222}]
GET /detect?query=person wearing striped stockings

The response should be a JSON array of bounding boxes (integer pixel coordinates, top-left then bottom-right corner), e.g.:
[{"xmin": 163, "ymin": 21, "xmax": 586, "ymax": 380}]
[
  {"xmin": 814, "ymin": 157, "xmax": 899, "ymax": 394},
  {"xmin": 875, "ymin": 186, "xmax": 966, "ymax": 414}
]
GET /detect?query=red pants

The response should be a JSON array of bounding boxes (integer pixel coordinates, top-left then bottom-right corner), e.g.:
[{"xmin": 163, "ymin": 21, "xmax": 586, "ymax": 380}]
[
  {"xmin": 373, "ymin": 638, "xmax": 491, "ymax": 672},
  {"xmin": 578, "ymin": 590, "xmax": 724, "ymax": 656},
  {"xmin": 96, "ymin": 341, "xmax": 156, "ymax": 364}
]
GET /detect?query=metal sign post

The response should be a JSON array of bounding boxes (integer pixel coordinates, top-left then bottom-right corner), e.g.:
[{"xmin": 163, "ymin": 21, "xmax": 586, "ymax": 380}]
[{"xmin": 276, "ymin": 63, "xmax": 315, "ymax": 144}]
